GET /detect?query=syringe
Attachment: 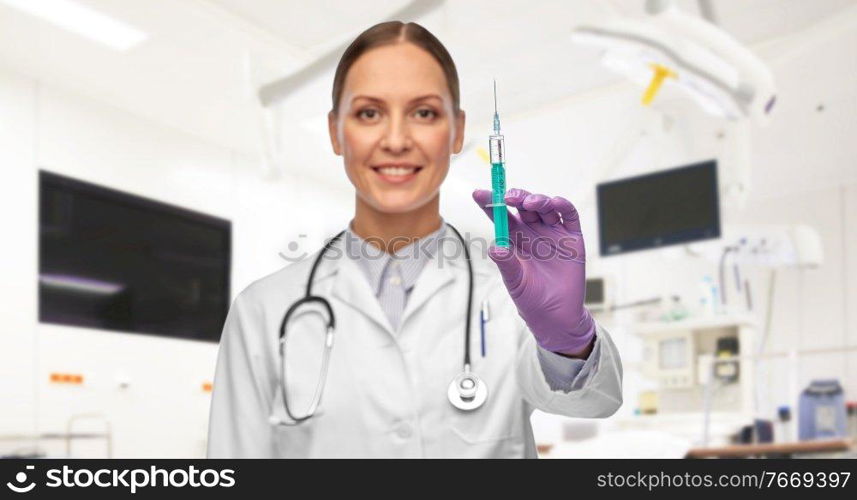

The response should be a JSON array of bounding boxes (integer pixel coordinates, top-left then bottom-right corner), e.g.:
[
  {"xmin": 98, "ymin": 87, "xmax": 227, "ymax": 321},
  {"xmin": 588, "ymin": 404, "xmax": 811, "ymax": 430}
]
[{"xmin": 488, "ymin": 80, "xmax": 510, "ymax": 247}]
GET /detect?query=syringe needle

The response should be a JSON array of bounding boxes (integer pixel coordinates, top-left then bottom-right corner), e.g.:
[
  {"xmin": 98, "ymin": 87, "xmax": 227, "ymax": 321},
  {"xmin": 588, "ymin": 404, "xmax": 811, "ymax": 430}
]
[{"xmin": 492, "ymin": 79, "xmax": 501, "ymax": 134}]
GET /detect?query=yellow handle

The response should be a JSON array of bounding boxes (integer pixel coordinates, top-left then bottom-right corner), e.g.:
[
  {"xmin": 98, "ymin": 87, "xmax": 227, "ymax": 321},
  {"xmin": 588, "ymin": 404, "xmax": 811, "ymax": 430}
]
[{"xmin": 642, "ymin": 63, "xmax": 677, "ymax": 106}]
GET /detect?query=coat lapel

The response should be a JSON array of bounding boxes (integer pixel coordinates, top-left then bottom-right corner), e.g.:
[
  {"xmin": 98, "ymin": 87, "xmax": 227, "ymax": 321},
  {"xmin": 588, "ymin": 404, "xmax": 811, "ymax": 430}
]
[
  {"xmin": 399, "ymin": 236, "xmax": 459, "ymax": 330},
  {"xmin": 325, "ymin": 226, "xmax": 496, "ymax": 339},
  {"xmin": 330, "ymin": 251, "xmax": 396, "ymax": 337}
]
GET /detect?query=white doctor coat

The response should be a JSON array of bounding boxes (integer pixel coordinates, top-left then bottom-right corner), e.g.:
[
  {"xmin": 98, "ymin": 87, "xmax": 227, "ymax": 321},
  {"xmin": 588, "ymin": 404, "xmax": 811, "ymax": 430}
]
[{"xmin": 207, "ymin": 233, "xmax": 623, "ymax": 458}]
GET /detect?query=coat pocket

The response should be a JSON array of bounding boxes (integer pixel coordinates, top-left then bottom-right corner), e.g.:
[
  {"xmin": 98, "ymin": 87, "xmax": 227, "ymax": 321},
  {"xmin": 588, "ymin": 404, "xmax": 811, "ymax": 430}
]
[
  {"xmin": 448, "ymin": 383, "xmax": 525, "ymax": 444},
  {"xmin": 450, "ymin": 412, "xmax": 522, "ymax": 444}
]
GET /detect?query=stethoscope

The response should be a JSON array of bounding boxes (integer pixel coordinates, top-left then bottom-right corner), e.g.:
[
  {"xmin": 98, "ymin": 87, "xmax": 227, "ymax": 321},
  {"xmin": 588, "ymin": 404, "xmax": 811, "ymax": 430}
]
[{"xmin": 269, "ymin": 223, "xmax": 487, "ymax": 426}]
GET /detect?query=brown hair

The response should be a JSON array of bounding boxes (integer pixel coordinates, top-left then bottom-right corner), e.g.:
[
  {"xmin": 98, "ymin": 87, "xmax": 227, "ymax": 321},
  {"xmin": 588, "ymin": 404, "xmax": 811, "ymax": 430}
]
[{"xmin": 330, "ymin": 21, "xmax": 460, "ymax": 114}]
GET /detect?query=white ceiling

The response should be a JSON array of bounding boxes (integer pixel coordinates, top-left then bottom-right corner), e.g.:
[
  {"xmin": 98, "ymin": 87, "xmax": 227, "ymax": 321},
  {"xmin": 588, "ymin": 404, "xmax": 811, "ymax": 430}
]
[
  {"xmin": 0, "ymin": 0, "xmax": 854, "ymax": 156},
  {"xmin": 208, "ymin": 0, "xmax": 413, "ymax": 51}
]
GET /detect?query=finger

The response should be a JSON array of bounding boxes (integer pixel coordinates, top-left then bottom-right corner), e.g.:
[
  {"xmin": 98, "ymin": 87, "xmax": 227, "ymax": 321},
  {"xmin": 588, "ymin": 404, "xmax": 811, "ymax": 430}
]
[
  {"xmin": 488, "ymin": 246, "xmax": 524, "ymax": 291},
  {"xmin": 504, "ymin": 188, "xmax": 540, "ymax": 224},
  {"xmin": 551, "ymin": 195, "xmax": 582, "ymax": 232},
  {"xmin": 471, "ymin": 189, "xmax": 496, "ymax": 221},
  {"xmin": 474, "ymin": 189, "xmax": 526, "ymax": 248},
  {"xmin": 522, "ymin": 193, "xmax": 561, "ymax": 226}
]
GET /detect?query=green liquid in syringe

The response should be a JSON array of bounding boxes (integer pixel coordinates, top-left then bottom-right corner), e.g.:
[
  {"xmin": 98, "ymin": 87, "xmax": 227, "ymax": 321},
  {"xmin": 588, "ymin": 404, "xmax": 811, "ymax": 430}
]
[{"xmin": 491, "ymin": 162, "xmax": 510, "ymax": 247}]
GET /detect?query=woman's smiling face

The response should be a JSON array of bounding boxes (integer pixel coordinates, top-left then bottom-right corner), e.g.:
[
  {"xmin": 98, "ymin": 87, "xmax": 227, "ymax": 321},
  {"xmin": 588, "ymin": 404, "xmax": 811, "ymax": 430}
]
[{"xmin": 328, "ymin": 42, "xmax": 465, "ymax": 214}]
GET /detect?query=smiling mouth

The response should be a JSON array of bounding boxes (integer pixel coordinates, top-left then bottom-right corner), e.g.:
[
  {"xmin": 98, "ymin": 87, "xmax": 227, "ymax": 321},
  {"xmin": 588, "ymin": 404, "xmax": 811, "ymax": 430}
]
[{"xmin": 371, "ymin": 165, "xmax": 423, "ymax": 183}]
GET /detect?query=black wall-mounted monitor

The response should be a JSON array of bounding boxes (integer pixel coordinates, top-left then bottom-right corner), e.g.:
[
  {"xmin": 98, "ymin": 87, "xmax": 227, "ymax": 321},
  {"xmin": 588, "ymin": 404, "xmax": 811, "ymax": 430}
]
[
  {"xmin": 596, "ymin": 160, "xmax": 720, "ymax": 256},
  {"xmin": 39, "ymin": 171, "xmax": 231, "ymax": 342}
]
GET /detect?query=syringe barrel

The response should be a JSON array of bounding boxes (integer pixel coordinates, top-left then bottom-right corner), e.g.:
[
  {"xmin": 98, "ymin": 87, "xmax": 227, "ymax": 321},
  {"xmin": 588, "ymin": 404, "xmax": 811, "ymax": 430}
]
[
  {"xmin": 489, "ymin": 132, "xmax": 510, "ymax": 247},
  {"xmin": 489, "ymin": 135, "xmax": 504, "ymax": 164},
  {"xmin": 490, "ymin": 163, "xmax": 510, "ymax": 248}
]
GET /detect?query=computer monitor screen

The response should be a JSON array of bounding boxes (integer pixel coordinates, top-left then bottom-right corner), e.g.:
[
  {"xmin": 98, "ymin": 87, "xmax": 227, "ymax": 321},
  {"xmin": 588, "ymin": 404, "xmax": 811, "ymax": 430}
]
[
  {"xmin": 39, "ymin": 171, "xmax": 231, "ymax": 342},
  {"xmin": 596, "ymin": 160, "xmax": 720, "ymax": 256}
]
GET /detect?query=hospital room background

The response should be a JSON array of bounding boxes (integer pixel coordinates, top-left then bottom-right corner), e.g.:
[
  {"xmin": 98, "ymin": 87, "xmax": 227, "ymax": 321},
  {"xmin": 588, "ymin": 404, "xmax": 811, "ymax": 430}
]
[{"xmin": 1, "ymin": 0, "xmax": 856, "ymax": 458}]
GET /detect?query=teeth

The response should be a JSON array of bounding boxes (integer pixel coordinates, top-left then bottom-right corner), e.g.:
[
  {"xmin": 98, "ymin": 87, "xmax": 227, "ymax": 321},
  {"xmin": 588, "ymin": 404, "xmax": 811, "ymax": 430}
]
[{"xmin": 377, "ymin": 167, "xmax": 417, "ymax": 176}]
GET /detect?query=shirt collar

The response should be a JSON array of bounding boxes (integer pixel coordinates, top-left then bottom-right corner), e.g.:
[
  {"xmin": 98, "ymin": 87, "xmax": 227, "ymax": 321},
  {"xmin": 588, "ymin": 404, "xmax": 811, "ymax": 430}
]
[{"xmin": 343, "ymin": 219, "xmax": 447, "ymax": 295}]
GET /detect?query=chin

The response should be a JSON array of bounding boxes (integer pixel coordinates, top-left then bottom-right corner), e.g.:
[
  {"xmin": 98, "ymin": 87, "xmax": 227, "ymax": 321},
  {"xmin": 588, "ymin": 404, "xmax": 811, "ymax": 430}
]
[{"xmin": 363, "ymin": 191, "xmax": 433, "ymax": 214}]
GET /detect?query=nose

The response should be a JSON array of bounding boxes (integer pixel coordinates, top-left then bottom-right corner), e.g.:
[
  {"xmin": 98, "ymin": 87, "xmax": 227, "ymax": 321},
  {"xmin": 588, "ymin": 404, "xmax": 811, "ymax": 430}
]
[{"xmin": 379, "ymin": 114, "xmax": 412, "ymax": 154}]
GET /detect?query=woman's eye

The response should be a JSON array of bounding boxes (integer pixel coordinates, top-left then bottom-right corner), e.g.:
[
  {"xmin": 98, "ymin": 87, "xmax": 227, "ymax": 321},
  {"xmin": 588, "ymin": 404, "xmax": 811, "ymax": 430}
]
[
  {"xmin": 414, "ymin": 108, "xmax": 437, "ymax": 120},
  {"xmin": 357, "ymin": 109, "xmax": 379, "ymax": 120}
]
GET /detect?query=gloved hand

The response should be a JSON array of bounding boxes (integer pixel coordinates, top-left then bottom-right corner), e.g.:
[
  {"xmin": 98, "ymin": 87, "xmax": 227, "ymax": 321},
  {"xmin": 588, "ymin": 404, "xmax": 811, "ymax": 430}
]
[{"xmin": 472, "ymin": 188, "xmax": 595, "ymax": 355}]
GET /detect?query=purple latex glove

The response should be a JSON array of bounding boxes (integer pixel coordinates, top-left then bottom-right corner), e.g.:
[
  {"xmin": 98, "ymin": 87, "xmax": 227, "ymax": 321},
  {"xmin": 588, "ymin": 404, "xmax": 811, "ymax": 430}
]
[{"xmin": 472, "ymin": 188, "xmax": 595, "ymax": 354}]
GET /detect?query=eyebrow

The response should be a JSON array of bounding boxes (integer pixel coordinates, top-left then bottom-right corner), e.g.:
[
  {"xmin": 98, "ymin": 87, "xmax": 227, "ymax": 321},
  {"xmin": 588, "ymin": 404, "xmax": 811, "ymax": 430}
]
[{"xmin": 350, "ymin": 94, "xmax": 444, "ymax": 105}]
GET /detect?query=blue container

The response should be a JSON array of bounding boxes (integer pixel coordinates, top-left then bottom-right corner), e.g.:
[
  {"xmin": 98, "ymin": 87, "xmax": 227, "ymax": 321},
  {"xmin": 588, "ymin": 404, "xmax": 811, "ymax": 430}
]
[{"xmin": 798, "ymin": 379, "xmax": 847, "ymax": 440}]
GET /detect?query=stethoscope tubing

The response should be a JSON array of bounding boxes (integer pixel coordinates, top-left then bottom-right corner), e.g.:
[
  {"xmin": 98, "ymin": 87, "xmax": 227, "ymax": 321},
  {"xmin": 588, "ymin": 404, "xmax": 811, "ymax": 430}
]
[{"xmin": 274, "ymin": 223, "xmax": 482, "ymax": 425}]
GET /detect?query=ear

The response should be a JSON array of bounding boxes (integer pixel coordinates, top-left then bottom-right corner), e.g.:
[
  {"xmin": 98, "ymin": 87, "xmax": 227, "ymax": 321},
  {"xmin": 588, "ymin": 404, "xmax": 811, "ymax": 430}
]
[
  {"xmin": 328, "ymin": 111, "xmax": 342, "ymax": 156},
  {"xmin": 452, "ymin": 109, "xmax": 466, "ymax": 154}
]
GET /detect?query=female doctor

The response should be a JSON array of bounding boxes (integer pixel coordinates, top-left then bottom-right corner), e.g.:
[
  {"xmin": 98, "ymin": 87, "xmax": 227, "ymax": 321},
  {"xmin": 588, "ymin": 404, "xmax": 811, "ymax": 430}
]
[{"xmin": 207, "ymin": 21, "xmax": 622, "ymax": 458}]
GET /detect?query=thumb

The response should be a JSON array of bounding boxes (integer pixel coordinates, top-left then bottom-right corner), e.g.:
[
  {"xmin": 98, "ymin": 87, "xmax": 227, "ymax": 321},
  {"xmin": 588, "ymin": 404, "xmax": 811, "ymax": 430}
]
[{"xmin": 488, "ymin": 245, "xmax": 524, "ymax": 291}]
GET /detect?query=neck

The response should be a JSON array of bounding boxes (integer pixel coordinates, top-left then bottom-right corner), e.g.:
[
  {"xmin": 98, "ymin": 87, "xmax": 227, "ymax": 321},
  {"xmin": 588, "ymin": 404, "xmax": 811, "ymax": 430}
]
[{"xmin": 351, "ymin": 195, "xmax": 442, "ymax": 254}]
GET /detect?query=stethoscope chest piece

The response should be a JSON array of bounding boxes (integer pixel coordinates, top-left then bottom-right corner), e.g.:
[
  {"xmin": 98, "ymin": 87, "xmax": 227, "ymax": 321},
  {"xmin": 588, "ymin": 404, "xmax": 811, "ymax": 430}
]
[{"xmin": 447, "ymin": 367, "xmax": 488, "ymax": 411}]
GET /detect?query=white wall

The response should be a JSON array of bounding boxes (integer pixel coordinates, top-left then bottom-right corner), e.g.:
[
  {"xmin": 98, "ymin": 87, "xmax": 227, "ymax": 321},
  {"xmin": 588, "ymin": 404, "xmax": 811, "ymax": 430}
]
[{"xmin": 0, "ymin": 68, "xmax": 38, "ymax": 447}]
